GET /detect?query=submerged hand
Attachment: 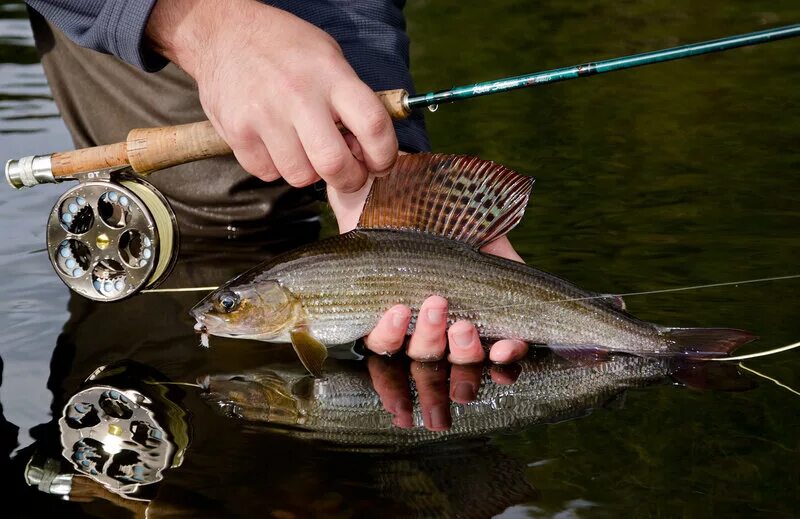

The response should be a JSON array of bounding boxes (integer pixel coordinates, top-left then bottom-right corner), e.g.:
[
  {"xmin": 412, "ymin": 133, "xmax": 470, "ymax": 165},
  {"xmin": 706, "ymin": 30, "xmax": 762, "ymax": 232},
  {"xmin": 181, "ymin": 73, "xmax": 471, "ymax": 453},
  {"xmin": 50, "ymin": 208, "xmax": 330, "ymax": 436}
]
[
  {"xmin": 364, "ymin": 236, "xmax": 529, "ymax": 364},
  {"xmin": 367, "ymin": 356, "xmax": 521, "ymax": 431},
  {"xmin": 147, "ymin": 0, "xmax": 397, "ymax": 191}
]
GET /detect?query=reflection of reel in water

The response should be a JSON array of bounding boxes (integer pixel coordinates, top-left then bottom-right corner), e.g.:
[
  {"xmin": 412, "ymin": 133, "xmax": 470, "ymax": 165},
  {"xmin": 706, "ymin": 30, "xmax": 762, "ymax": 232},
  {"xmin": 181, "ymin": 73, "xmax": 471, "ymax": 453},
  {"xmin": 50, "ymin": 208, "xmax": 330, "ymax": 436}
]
[
  {"xmin": 59, "ymin": 386, "xmax": 174, "ymax": 496},
  {"xmin": 56, "ymin": 358, "xmax": 195, "ymax": 501},
  {"xmin": 46, "ymin": 172, "xmax": 178, "ymax": 301}
]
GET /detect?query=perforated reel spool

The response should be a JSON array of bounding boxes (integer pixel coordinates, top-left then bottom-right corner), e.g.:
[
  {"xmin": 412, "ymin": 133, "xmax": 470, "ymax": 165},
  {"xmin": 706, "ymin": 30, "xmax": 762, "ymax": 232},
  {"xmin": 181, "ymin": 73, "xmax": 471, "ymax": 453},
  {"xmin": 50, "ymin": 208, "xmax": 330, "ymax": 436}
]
[{"xmin": 46, "ymin": 172, "xmax": 178, "ymax": 301}]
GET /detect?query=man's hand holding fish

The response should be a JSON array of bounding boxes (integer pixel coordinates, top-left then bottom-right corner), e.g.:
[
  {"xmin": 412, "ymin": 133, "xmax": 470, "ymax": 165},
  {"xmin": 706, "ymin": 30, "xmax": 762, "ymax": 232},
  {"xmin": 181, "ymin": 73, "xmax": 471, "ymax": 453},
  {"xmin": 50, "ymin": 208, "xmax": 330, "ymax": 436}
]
[{"xmin": 328, "ymin": 175, "xmax": 530, "ymax": 366}]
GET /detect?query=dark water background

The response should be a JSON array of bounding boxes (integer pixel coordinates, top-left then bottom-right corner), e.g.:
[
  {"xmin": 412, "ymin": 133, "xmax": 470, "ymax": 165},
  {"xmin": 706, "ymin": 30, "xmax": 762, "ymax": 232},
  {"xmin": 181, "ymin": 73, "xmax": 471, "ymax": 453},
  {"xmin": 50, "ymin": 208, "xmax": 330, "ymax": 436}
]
[{"xmin": 1, "ymin": 0, "xmax": 799, "ymax": 517}]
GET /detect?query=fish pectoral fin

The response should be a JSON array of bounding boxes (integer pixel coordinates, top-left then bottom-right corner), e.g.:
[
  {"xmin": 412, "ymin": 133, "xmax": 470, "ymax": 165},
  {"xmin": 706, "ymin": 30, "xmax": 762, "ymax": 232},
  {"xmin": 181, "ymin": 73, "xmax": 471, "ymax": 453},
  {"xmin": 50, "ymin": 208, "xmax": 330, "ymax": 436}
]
[{"xmin": 290, "ymin": 327, "xmax": 328, "ymax": 378}]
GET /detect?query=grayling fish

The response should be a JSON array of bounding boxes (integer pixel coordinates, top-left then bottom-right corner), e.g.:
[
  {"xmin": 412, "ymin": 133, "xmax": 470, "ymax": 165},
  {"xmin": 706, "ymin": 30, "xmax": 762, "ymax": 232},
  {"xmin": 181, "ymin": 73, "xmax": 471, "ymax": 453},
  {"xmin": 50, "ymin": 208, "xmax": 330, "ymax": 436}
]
[
  {"xmin": 200, "ymin": 353, "xmax": 744, "ymax": 448},
  {"xmin": 191, "ymin": 153, "xmax": 755, "ymax": 375}
]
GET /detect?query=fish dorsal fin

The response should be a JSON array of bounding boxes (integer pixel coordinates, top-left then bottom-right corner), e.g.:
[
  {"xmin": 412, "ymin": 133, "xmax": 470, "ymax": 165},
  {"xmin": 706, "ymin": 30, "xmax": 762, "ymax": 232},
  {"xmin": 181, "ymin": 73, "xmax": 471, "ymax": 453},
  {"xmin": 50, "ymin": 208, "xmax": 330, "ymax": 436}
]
[{"xmin": 358, "ymin": 153, "xmax": 534, "ymax": 248}]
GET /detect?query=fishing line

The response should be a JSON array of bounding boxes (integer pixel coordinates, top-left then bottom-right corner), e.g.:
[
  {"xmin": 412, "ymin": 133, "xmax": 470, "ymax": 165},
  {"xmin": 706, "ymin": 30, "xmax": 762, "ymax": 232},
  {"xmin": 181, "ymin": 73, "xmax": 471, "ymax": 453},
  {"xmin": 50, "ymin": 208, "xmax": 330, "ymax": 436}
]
[
  {"xmin": 142, "ymin": 273, "xmax": 800, "ymax": 306},
  {"xmin": 142, "ymin": 286, "xmax": 219, "ymax": 293},
  {"xmin": 144, "ymin": 381, "xmax": 204, "ymax": 388},
  {"xmin": 738, "ymin": 363, "xmax": 800, "ymax": 397},
  {"xmin": 474, "ymin": 273, "xmax": 800, "ymax": 313},
  {"xmin": 709, "ymin": 340, "xmax": 800, "ymax": 362}
]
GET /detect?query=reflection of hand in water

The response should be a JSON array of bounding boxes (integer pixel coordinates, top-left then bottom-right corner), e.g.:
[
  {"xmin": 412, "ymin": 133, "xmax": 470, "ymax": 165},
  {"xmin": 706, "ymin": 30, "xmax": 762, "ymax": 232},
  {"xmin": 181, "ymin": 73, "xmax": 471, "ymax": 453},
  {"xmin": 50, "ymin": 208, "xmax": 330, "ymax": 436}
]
[{"xmin": 367, "ymin": 356, "xmax": 521, "ymax": 432}]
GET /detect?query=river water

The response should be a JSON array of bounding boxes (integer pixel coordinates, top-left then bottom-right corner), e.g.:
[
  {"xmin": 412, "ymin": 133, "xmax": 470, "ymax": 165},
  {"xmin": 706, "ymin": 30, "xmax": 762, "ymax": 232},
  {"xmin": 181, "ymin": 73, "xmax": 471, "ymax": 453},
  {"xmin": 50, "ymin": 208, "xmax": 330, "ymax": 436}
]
[{"xmin": 1, "ymin": 1, "xmax": 799, "ymax": 517}]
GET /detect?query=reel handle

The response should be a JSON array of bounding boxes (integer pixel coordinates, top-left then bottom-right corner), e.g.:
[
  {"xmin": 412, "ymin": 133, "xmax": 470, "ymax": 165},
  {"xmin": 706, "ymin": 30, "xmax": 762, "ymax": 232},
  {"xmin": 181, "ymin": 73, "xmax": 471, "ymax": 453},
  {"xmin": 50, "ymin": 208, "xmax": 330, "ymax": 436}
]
[{"xmin": 6, "ymin": 89, "xmax": 410, "ymax": 188}]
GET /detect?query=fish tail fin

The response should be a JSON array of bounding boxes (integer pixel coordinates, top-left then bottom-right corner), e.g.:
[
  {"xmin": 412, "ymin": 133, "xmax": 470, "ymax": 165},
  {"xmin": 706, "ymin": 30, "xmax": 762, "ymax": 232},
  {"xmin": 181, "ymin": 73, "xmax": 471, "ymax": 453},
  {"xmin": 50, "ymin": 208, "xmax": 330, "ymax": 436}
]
[{"xmin": 663, "ymin": 327, "xmax": 758, "ymax": 358}]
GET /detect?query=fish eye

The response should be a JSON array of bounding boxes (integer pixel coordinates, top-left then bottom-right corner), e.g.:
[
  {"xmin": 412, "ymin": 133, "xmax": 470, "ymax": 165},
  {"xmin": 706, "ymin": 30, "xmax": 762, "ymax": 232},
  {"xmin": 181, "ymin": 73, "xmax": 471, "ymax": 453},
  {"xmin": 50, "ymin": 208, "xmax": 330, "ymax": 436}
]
[{"xmin": 216, "ymin": 291, "xmax": 240, "ymax": 313}]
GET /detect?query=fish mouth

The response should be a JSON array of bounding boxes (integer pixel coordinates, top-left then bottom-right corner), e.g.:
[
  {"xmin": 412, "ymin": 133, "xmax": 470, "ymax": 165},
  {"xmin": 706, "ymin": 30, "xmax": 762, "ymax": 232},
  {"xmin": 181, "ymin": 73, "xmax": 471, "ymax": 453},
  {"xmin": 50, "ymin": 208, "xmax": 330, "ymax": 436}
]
[
  {"xmin": 189, "ymin": 300, "xmax": 212, "ymax": 323},
  {"xmin": 190, "ymin": 302, "xmax": 230, "ymax": 336}
]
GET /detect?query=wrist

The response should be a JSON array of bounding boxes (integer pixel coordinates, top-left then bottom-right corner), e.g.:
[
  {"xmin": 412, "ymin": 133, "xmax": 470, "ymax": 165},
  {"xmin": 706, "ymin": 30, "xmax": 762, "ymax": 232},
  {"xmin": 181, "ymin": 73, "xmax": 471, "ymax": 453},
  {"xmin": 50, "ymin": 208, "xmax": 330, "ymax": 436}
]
[{"xmin": 145, "ymin": 0, "xmax": 257, "ymax": 76}]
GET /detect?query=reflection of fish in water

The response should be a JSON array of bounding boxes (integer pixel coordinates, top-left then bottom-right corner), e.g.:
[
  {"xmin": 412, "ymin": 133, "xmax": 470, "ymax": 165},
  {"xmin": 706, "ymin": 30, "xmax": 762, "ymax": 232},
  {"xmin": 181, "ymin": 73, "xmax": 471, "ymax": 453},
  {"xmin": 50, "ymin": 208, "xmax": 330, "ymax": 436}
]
[
  {"xmin": 201, "ymin": 353, "xmax": 746, "ymax": 448},
  {"xmin": 191, "ymin": 153, "xmax": 755, "ymax": 376}
]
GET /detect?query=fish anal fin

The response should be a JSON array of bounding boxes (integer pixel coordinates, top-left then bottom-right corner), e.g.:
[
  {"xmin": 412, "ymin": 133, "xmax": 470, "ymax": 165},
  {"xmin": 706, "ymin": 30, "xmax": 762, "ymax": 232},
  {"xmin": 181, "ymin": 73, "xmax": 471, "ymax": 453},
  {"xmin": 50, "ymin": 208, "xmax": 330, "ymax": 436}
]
[
  {"xmin": 290, "ymin": 327, "xmax": 328, "ymax": 378},
  {"xmin": 548, "ymin": 344, "xmax": 611, "ymax": 365},
  {"xmin": 358, "ymin": 153, "xmax": 534, "ymax": 248}
]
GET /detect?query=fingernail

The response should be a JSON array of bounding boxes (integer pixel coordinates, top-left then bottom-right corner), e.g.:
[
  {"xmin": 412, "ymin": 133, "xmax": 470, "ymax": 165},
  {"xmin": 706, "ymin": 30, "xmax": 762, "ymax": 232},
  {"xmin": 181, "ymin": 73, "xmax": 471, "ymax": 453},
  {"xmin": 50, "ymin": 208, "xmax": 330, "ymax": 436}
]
[
  {"xmin": 453, "ymin": 328, "xmax": 473, "ymax": 348},
  {"xmin": 391, "ymin": 310, "xmax": 406, "ymax": 329},
  {"xmin": 430, "ymin": 404, "xmax": 450, "ymax": 430},
  {"xmin": 427, "ymin": 308, "xmax": 444, "ymax": 325},
  {"xmin": 452, "ymin": 382, "xmax": 476, "ymax": 402}
]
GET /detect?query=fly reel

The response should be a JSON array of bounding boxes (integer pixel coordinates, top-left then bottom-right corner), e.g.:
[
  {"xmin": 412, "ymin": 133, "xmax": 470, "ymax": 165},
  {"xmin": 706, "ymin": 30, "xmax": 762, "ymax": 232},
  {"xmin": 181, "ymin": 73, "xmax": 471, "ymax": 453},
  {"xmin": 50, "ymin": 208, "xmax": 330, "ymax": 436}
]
[{"xmin": 46, "ymin": 170, "xmax": 178, "ymax": 301}]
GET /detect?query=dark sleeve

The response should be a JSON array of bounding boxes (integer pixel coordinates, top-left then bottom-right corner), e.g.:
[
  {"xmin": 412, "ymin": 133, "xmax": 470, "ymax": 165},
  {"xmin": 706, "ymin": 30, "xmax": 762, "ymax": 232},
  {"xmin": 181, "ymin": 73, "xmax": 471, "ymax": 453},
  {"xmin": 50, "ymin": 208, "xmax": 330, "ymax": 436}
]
[
  {"xmin": 267, "ymin": 0, "xmax": 429, "ymax": 152},
  {"xmin": 24, "ymin": 0, "xmax": 167, "ymax": 71},
  {"xmin": 26, "ymin": 0, "xmax": 429, "ymax": 152}
]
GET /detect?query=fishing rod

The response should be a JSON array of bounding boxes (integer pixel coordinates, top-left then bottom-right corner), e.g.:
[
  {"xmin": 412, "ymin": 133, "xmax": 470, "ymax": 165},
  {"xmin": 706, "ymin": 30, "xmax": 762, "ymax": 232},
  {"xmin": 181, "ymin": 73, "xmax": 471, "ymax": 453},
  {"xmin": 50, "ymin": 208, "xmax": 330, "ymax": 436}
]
[
  {"xmin": 405, "ymin": 23, "xmax": 800, "ymax": 111},
  {"xmin": 3, "ymin": 23, "xmax": 798, "ymax": 302},
  {"xmin": 5, "ymin": 23, "xmax": 799, "ymax": 188}
]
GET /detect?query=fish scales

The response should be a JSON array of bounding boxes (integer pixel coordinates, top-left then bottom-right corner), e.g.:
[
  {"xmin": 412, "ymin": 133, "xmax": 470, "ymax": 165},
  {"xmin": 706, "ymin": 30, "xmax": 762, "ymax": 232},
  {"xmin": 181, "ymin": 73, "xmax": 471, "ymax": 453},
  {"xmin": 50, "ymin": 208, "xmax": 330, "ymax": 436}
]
[{"xmin": 257, "ymin": 229, "xmax": 666, "ymax": 354}]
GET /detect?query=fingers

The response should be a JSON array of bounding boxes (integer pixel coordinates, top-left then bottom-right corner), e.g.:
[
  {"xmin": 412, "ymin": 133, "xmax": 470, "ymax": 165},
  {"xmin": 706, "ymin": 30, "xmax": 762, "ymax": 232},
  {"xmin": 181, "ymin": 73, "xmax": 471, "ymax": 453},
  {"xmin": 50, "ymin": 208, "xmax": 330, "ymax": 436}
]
[
  {"xmin": 294, "ymin": 101, "xmax": 368, "ymax": 193},
  {"xmin": 407, "ymin": 296, "xmax": 448, "ymax": 361},
  {"xmin": 450, "ymin": 364, "xmax": 482, "ymax": 403},
  {"xmin": 411, "ymin": 361, "xmax": 451, "ymax": 431},
  {"xmin": 207, "ymin": 114, "xmax": 281, "ymax": 182},
  {"xmin": 258, "ymin": 122, "xmax": 321, "ymax": 188},
  {"xmin": 342, "ymin": 132, "xmax": 364, "ymax": 163},
  {"xmin": 368, "ymin": 356, "xmax": 413, "ymax": 428},
  {"xmin": 332, "ymin": 80, "xmax": 398, "ymax": 173},
  {"xmin": 480, "ymin": 236, "xmax": 524, "ymax": 263},
  {"xmin": 446, "ymin": 320, "xmax": 486, "ymax": 364},
  {"xmin": 488, "ymin": 339, "xmax": 529, "ymax": 364},
  {"xmin": 368, "ymin": 296, "xmax": 528, "ymax": 372},
  {"xmin": 365, "ymin": 305, "xmax": 411, "ymax": 355}
]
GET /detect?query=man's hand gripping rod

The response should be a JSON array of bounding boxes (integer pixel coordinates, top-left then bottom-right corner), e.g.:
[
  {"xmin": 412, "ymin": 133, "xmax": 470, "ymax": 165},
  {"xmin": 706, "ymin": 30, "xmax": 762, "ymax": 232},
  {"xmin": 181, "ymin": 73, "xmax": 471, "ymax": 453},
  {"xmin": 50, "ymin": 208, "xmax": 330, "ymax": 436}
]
[{"xmin": 5, "ymin": 89, "xmax": 410, "ymax": 188}]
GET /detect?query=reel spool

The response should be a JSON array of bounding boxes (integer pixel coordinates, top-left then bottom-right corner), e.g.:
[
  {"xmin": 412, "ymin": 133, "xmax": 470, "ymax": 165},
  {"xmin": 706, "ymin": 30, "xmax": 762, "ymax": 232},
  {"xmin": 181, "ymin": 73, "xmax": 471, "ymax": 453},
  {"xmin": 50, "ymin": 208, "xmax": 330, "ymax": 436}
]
[{"xmin": 46, "ymin": 170, "xmax": 178, "ymax": 301}]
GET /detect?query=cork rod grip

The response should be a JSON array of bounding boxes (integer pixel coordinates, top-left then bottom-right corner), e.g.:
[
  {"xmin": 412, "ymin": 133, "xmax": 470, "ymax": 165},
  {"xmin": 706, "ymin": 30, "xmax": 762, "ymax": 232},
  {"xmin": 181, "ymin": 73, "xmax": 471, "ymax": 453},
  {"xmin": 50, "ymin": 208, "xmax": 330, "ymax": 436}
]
[
  {"xmin": 47, "ymin": 88, "xmax": 409, "ymax": 177},
  {"xmin": 50, "ymin": 142, "xmax": 129, "ymax": 177},
  {"xmin": 127, "ymin": 121, "xmax": 231, "ymax": 173}
]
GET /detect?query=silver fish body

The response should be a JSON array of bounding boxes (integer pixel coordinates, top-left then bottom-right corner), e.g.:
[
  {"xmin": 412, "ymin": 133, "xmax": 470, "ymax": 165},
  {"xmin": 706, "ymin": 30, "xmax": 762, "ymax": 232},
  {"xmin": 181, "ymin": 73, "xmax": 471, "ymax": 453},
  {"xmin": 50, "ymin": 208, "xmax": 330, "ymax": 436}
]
[{"xmin": 237, "ymin": 228, "xmax": 670, "ymax": 354}]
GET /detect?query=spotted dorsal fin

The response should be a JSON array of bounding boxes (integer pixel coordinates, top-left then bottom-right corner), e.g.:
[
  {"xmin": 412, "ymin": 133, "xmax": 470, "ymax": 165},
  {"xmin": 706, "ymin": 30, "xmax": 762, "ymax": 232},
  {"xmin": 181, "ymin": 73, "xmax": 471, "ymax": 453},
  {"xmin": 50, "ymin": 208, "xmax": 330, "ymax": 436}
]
[{"xmin": 357, "ymin": 153, "xmax": 534, "ymax": 248}]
